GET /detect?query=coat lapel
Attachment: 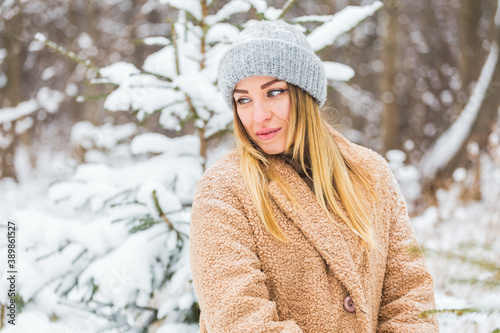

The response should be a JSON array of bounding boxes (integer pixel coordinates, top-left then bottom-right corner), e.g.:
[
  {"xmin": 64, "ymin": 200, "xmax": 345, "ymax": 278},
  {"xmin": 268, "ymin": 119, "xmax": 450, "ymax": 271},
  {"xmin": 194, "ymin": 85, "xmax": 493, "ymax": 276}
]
[{"xmin": 268, "ymin": 156, "xmax": 369, "ymax": 325}]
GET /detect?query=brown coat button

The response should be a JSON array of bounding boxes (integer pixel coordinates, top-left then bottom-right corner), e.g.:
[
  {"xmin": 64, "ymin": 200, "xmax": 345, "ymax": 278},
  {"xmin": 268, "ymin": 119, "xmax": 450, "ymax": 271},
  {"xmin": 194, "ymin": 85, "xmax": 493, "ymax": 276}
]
[{"xmin": 343, "ymin": 295, "xmax": 356, "ymax": 313}]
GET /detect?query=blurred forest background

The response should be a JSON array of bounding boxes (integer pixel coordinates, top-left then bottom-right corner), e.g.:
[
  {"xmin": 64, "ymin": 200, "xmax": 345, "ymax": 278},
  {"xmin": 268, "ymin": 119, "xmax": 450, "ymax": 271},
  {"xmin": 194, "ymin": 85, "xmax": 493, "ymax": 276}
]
[{"xmin": 0, "ymin": 0, "xmax": 499, "ymax": 332}]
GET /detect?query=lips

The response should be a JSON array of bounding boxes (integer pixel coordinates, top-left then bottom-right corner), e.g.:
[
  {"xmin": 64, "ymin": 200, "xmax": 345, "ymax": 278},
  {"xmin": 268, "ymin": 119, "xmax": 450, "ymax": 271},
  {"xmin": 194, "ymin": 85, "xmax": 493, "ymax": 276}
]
[{"xmin": 256, "ymin": 127, "xmax": 281, "ymax": 140}]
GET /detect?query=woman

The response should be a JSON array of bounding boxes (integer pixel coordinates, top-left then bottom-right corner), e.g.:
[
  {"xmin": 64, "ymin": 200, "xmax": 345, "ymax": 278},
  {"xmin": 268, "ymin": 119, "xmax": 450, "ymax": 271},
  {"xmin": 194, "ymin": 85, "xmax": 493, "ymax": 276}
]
[{"xmin": 190, "ymin": 20, "xmax": 439, "ymax": 332}]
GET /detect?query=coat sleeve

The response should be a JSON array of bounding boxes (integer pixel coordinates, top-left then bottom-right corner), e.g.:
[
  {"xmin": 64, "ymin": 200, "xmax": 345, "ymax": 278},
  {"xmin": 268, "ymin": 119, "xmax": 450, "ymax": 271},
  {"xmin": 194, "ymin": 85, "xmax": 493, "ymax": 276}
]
[
  {"xmin": 377, "ymin": 162, "xmax": 440, "ymax": 332},
  {"xmin": 189, "ymin": 171, "xmax": 303, "ymax": 333}
]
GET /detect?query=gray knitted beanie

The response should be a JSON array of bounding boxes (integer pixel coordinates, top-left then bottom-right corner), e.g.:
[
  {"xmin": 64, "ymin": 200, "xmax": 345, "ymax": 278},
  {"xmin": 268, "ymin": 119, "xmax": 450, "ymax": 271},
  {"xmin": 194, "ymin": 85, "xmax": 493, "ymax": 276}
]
[{"xmin": 217, "ymin": 20, "xmax": 327, "ymax": 109}]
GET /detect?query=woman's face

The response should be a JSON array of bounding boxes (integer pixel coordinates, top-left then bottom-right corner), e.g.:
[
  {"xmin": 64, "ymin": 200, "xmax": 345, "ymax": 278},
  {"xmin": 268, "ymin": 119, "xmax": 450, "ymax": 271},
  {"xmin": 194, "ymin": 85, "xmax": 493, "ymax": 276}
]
[{"xmin": 233, "ymin": 76, "xmax": 291, "ymax": 155}]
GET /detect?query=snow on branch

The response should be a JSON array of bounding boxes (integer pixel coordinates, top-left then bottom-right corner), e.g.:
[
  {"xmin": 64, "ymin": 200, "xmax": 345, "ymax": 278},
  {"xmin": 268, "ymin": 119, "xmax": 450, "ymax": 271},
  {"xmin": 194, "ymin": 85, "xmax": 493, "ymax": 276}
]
[
  {"xmin": 307, "ymin": 1, "xmax": 383, "ymax": 52},
  {"xmin": 130, "ymin": 133, "xmax": 200, "ymax": 156},
  {"xmin": 420, "ymin": 42, "xmax": 499, "ymax": 179},
  {"xmin": 323, "ymin": 61, "xmax": 355, "ymax": 82},
  {"xmin": 160, "ymin": 0, "xmax": 202, "ymax": 21},
  {"xmin": 245, "ymin": 0, "xmax": 267, "ymax": 14},
  {"xmin": 0, "ymin": 100, "xmax": 39, "ymax": 124},
  {"xmin": 99, "ymin": 61, "xmax": 141, "ymax": 85},
  {"xmin": 143, "ymin": 37, "xmax": 171, "ymax": 46},
  {"xmin": 0, "ymin": 88, "xmax": 65, "ymax": 124},
  {"xmin": 205, "ymin": 0, "xmax": 251, "ymax": 25},
  {"xmin": 292, "ymin": 15, "xmax": 336, "ymax": 23},
  {"xmin": 0, "ymin": 48, "xmax": 7, "ymax": 63}
]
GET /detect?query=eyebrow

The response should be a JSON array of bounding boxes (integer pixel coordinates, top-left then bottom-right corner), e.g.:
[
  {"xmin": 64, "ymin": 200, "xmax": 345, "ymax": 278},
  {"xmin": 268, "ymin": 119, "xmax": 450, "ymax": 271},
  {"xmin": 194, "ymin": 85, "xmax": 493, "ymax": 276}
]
[
  {"xmin": 233, "ymin": 79, "xmax": 284, "ymax": 94},
  {"xmin": 260, "ymin": 79, "xmax": 282, "ymax": 89}
]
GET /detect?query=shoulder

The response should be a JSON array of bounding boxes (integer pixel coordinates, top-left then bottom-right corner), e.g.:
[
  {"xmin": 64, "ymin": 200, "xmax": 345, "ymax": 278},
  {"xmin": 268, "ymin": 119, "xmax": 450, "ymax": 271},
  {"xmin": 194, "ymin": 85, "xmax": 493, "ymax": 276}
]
[
  {"xmin": 330, "ymin": 128, "xmax": 408, "ymax": 225},
  {"xmin": 329, "ymin": 127, "xmax": 393, "ymax": 186},
  {"xmin": 199, "ymin": 148, "xmax": 241, "ymax": 184},
  {"xmin": 194, "ymin": 148, "xmax": 247, "ymax": 205}
]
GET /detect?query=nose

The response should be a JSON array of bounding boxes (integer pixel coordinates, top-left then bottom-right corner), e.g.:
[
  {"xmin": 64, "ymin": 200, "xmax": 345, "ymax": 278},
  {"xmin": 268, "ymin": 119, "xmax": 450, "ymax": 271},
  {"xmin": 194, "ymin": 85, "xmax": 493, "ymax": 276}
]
[{"xmin": 252, "ymin": 99, "xmax": 272, "ymax": 124}]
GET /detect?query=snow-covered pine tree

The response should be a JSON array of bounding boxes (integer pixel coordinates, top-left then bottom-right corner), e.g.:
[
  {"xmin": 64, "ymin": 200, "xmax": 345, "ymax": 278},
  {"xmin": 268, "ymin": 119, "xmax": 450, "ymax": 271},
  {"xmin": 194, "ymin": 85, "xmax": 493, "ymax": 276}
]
[{"xmin": 0, "ymin": 1, "xmax": 383, "ymax": 332}]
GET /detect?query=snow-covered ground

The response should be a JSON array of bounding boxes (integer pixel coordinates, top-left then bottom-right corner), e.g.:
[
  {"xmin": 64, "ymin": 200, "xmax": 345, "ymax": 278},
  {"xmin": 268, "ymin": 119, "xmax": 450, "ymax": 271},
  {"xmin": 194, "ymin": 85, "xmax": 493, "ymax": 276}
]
[{"xmin": 413, "ymin": 153, "xmax": 500, "ymax": 332}]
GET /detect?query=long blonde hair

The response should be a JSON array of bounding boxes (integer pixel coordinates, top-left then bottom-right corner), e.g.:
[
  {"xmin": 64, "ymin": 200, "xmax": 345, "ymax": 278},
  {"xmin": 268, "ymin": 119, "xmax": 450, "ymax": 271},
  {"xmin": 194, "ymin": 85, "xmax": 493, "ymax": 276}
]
[{"xmin": 233, "ymin": 83, "xmax": 377, "ymax": 249}]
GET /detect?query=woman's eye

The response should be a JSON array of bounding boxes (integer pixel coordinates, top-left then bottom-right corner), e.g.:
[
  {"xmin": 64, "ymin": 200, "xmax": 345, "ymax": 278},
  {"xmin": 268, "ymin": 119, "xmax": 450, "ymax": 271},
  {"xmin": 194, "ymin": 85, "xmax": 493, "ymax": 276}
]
[
  {"xmin": 268, "ymin": 89, "xmax": 286, "ymax": 97},
  {"xmin": 236, "ymin": 97, "xmax": 251, "ymax": 105}
]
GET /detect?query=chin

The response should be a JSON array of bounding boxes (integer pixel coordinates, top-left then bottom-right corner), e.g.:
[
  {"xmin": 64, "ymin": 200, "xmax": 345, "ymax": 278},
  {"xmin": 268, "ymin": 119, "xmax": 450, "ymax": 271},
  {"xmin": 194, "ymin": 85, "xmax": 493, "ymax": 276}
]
[{"xmin": 261, "ymin": 146, "xmax": 286, "ymax": 155}]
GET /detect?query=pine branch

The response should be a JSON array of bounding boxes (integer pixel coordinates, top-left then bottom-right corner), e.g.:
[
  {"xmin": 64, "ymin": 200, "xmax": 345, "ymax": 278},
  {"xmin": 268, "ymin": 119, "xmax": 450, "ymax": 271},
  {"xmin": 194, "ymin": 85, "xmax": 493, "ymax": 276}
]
[
  {"xmin": 30, "ymin": 251, "xmax": 102, "ymax": 303},
  {"xmin": 126, "ymin": 303, "xmax": 159, "ymax": 330},
  {"xmin": 61, "ymin": 256, "xmax": 100, "ymax": 299},
  {"xmin": 34, "ymin": 33, "xmax": 99, "ymax": 71},
  {"xmin": 106, "ymin": 190, "xmax": 140, "ymax": 208},
  {"xmin": 1, "ymin": 304, "xmax": 4, "ymax": 329},
  {"xmin": 76, "ymin": 93, "xmax": 112, "ymax": 103},
  {"xmin": 11, "ymin": 294, "xmax": 25, "ymax": 314},
  {"xmin": 420, "ymin": 246, "xmax": 500, "ymax": 272},
  {"xmin": 35, "ymin": 240, "xmax": 71, "ymax": 261},
  {"xmin": 200, "ymin": 0, "xmax": 209, "ymax": 71},
  {"xmin": 171, "ymin": 23, "xmax": 182, "ymax": 77},
  {"xmin": 72, "ymin": 248, "xmax": 88, "ymax": 265},
  {"xmin": 126, "ymin": 304, "xmax": 158, "ymax": 312},
  {"xmin": 86, "ymin": 278, "xmax": 99, "ymax": 302},
  {"xmin": 451, "ymin": 277, "xmax": 500, "ymax": 289},
  {"xmin": 133, "ymin": 70, "xmax": 172, "ymax": 82},
  {"xmin": 169, "ymin": 21, "xmax": 200, "ymax": 121},
  {"xmin": 56, "ymin": 298, "xmax": 126, "ymax": 328},
  {"xmin": 152, "ymin": 190, "xmax": 175, "ymax": 231},
  {"xmin": 279, "ymin": 0, "xmax": 298, "ymax": 19},
  {"xmin": 34, "ymin": 34, "xmax": 172, "ymax": 89},
  {"xmin": 129, "ymin": 215, "xmax": 162, "ymax": 233},
  {"xmin": 420, "ymin": 307, "xmax": 500, "ymax": 318}
]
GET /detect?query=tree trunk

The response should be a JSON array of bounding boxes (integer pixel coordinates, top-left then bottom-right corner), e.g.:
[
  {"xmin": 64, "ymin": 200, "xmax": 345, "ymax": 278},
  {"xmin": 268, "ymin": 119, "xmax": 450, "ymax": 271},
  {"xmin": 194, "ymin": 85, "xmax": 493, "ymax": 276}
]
[
  {"xmin": 381, "ymin": 0, "xmax": 400, "ymax": 153},
  {"xmin": 82, "ymin": 1, "xmax": 102, "ymax": 125},
  {"xmin": 423, "ymin": 0, "xmax": 500, "ymax": 201},
  {"xmin": 458, "ymin": 0, "xmax": 484, "ymax": 91},
  {"xmin": 0, "ymin": 126, "xmax": 18, "ymax": 181},
  {"xmin": 0, "ymin": 0, "xmax": 23, "ymax": 181},
  {"xmin": 1, "ymin": 5, "xmax": 23, "ymax": 107}
]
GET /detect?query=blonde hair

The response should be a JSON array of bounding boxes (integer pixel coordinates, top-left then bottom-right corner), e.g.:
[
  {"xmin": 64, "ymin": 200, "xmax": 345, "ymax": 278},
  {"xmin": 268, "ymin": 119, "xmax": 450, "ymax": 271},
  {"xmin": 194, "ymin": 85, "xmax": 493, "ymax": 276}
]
[{"xmin": 233, "ymin": 84, "xmax": 377, "ymax": 249}]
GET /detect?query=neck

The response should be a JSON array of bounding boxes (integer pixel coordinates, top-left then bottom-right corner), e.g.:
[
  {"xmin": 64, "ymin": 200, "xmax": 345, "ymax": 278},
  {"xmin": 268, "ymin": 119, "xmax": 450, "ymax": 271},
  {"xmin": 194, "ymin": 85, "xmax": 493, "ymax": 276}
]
[{"xmin": 279, "ymin": 151, "xmax": 314, "ymax": 192}]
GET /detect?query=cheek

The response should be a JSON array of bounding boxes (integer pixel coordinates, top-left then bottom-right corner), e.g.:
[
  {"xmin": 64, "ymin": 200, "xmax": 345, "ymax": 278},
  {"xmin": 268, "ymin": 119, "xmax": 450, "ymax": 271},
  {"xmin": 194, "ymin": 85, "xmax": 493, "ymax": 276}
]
[
  {"xmin": 237, "ymin": 111, "xmax": 253, "ymax": 132},
  {"xmin": 278, "ymin": 101, "xmax": 291, "ymax": 122}
]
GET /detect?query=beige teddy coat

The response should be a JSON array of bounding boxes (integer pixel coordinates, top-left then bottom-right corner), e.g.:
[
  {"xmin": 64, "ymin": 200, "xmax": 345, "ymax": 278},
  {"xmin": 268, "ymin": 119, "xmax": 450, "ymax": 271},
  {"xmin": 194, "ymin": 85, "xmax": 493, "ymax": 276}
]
[{"xmin": 190, "ymin": 129, "xmax": 439, "ymax": 332}]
